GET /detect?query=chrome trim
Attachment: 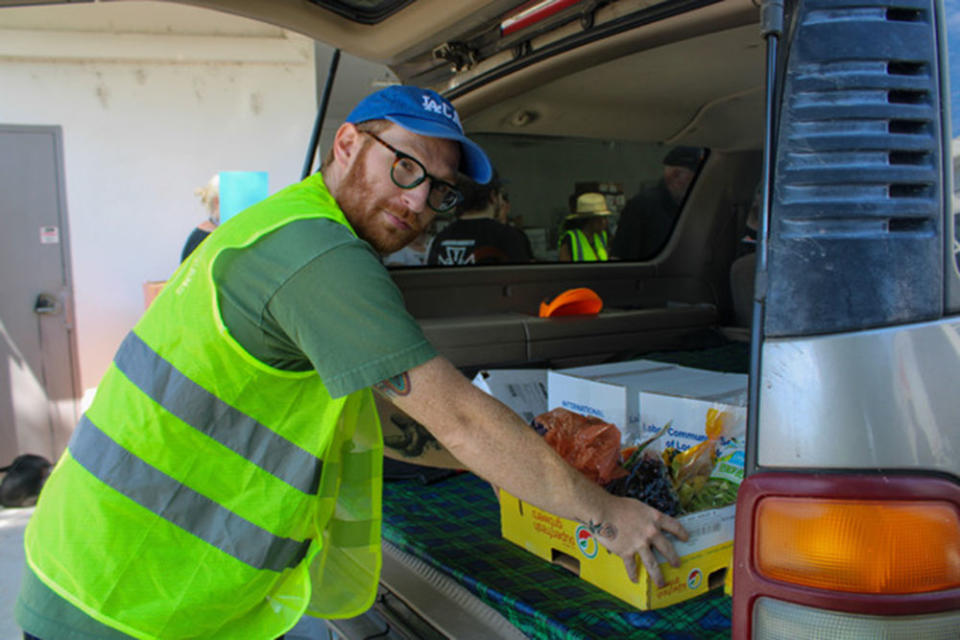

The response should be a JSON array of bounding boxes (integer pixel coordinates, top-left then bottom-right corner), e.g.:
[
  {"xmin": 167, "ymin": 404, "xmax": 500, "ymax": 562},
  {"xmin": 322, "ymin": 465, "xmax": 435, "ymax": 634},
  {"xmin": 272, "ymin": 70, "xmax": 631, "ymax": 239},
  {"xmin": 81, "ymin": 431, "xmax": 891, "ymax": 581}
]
[{"xmin": 757, "ymin": 317, "xmax": 960, "ymax": 473}]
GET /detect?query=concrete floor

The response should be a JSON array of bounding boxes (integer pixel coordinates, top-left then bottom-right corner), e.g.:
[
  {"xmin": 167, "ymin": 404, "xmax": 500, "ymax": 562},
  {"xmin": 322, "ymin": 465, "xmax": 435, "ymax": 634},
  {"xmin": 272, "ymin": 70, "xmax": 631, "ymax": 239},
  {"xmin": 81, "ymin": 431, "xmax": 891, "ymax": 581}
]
[
  {"xmin": 0, "ymin": 507, "xmax": 332, "ymax": 640},
  {"xmin": 0, "ymin": 507, "xmax": 32, "ymax": 640}
]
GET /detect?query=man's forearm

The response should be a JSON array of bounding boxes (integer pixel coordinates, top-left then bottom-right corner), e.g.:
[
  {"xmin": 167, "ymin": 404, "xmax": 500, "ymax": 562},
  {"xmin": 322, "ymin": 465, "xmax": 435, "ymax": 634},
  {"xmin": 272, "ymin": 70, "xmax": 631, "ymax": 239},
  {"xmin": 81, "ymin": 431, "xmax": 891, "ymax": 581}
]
[
  {"xmin": 377, "ymin": 363, "xmax": 613, "ymax": 529},
  {"xmin": 374, "ymin": 392, "xmax": 464, "ymax": 469},
  {"xmin": 375, "ymin": 357, "xmax": 688, "ymax": 587},
  {"xmin": 441, "ymin": 386, "xmax": 615, "ymax": 527}
]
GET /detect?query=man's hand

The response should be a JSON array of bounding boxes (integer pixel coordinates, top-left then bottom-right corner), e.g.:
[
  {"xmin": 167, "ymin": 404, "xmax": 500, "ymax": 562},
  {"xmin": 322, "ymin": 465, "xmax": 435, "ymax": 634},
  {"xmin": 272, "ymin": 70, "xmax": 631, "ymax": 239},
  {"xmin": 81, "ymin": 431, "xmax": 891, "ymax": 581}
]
[{"xmin": 589, "ymin": 494, "xmax": 689, "ymax": 588}]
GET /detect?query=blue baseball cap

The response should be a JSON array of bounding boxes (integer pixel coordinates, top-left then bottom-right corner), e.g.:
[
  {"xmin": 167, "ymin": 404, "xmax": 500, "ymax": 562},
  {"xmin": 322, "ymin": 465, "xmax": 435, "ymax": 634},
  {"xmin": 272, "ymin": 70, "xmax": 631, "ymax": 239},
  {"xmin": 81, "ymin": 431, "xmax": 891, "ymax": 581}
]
[{"xmin": 346, "ymin": 85, "xmax": 493, "ymax": 184}]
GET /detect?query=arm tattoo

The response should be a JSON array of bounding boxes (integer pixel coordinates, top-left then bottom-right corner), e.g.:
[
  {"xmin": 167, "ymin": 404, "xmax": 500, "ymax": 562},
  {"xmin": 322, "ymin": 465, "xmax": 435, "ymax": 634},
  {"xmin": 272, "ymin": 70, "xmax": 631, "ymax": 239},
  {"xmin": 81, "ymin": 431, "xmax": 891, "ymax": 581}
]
[
  {"xmin": 586, "ymin": 520, "xmax": 618, "ymax": 540},
  {"xmin": 384, "ymin": 414, "xmax": 441, "ymax": 458},
  {"xmin": 374, "ymin": 372, "xmax": 411, "ymax": 397}
]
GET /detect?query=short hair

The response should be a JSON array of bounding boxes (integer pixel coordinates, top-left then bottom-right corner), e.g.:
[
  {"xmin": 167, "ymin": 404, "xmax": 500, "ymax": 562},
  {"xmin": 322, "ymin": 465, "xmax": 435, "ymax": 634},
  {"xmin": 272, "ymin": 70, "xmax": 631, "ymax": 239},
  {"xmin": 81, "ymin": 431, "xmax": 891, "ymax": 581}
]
[
  {"xmin": 319, "ymin": 119, "xmax": 392, "ymax": 173},
  {"xmin": 457, "ymin": 171, "xmax": 503, "ymax": 215},
  {"xmin": 662, "ymin": 146, "xmax": 703, "ymax": 170}
]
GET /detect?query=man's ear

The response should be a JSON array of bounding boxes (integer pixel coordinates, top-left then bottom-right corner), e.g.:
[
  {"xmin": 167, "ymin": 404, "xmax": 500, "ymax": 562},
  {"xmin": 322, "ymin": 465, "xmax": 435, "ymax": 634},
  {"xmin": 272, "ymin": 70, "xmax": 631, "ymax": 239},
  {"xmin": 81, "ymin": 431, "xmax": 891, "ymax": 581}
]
[{"xmin": 332, "ymin": 123, "xmax": 362, "ymax": 169}]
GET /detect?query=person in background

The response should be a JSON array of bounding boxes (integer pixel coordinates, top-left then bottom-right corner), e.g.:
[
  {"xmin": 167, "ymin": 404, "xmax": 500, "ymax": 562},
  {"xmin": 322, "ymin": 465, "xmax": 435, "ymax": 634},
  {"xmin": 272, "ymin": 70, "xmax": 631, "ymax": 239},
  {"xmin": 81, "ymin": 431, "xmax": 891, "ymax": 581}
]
[
  {"xmin": 383, "ymin": 224, "xmax": 434, "ymax": 266},
  {"xmin": 17, "ymin": 86, "xmax": 686, "ymax": 640},
  {"xmin": 427, "ymin": 171, "xmax": 533, "ymax": 265},
  {"xmin": 558, "ymin": 192, "xmax": 612, "ymax": 262},
  {"xmin": 730, "ymin": 184, "xmax": 761, "ymax": 327},
  {"xmin": 180, "ymin": 173, "xmax": 220, "ymax": 262},
  {"xmin": 611, "ymin": 146, "xmax": 703, "ymax": 261}
]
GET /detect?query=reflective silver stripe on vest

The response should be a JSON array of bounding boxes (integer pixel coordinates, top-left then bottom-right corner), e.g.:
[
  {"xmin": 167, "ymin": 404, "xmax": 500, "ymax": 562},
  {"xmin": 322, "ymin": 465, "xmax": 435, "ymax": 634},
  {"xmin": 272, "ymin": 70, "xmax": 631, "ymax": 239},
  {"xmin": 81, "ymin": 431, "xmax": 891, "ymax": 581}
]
[
  {"xmin": 114, "ymin": 331, "xmax": 322, "ymax": 494},
  {"xmin": 70, "ymin": 415, "xmax": 311, "ymax": 572}
]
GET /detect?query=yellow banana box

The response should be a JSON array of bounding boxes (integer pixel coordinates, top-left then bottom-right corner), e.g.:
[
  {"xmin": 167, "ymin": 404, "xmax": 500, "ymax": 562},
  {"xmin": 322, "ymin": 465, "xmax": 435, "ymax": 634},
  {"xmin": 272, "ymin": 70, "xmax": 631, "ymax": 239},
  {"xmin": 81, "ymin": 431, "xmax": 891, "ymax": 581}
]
[{"xmin": 499, "ymin": 492, "xmax": 734, "ymax": 610}]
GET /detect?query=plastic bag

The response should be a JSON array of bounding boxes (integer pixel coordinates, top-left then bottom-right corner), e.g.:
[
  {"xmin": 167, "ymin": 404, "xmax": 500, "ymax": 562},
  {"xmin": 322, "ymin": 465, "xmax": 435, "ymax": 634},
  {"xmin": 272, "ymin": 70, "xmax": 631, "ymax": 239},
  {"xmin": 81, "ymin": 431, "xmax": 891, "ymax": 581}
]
[
  {"xmin": 667, "ymin": 407, "xmax": 734, "ymax": 511},
  {"xmin": 532, "ymin": 407, "xmax": 628, "ymax": 485},
  {"xmin": 684, "ymin": 440, "xmax": 744, "ymax": 512}
]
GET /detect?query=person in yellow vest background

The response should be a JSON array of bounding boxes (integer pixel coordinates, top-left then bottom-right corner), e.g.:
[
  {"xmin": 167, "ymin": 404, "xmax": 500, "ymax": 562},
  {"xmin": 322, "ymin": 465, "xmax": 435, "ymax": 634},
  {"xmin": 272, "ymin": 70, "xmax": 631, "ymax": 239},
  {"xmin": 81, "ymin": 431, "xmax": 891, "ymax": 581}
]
[
  {"xmin": 558, "ymin": 192, "xmax": 613, "ymax": 262},
  {"xmin": 17, "ymin": 86, "xmax": 687, "ymax": 640}
]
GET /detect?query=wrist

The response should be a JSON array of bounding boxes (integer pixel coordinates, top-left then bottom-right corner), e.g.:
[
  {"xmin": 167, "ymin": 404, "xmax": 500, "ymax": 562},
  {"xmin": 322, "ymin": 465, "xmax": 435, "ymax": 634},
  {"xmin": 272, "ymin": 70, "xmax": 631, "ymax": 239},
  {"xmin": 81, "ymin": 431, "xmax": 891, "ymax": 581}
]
[{"xmin": 581, "ymin": 489, "xmax": 620, "ymax": 542}]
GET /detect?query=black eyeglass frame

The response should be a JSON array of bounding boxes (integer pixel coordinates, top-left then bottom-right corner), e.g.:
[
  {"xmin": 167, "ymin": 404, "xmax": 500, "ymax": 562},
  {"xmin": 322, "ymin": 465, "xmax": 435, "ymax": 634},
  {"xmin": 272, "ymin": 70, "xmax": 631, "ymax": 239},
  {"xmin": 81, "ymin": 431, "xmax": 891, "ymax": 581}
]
[{"xmin": 362, "ymin": 131, "xmax": 463, "ymax": 213}]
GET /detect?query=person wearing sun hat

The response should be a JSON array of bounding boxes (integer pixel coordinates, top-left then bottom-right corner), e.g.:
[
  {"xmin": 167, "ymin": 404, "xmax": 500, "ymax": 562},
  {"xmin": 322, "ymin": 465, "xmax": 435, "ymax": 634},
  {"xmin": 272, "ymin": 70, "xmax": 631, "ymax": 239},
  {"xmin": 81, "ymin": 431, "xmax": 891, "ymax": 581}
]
[
  {"xmin": 558, "ymin": 192, "xmax": 614, "ymax": 261},
  {"xmin": 18, "ymin": 85, "xmax": 686, "ymax": 640}
]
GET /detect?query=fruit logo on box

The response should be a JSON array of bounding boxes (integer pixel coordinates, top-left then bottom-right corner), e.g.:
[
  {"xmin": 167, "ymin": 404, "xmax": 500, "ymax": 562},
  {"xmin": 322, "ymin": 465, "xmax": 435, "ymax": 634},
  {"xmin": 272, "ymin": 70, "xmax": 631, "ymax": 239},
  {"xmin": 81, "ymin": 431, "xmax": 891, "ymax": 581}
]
[
  {"xmin": 574, "ymin": 525, "xmax": 599, "ymax": 559},
  {"xmin": 687, "ymin": 568, "xmax": 702, "ymax": 590}
]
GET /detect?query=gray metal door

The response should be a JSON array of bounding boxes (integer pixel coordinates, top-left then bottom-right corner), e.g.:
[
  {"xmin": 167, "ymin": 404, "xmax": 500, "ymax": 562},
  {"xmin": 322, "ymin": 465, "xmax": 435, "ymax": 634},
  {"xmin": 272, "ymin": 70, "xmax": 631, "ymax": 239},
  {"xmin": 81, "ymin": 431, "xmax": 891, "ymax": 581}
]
[{"xmin": 0, "ymin": 125, "xmax": 80, "ymax": 465}]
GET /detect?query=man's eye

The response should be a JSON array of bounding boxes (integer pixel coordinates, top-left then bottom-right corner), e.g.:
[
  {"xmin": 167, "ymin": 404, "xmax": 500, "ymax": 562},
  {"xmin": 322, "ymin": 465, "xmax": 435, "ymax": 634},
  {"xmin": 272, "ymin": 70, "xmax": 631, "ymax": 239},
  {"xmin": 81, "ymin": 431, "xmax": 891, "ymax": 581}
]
[{"xmin": 396, "ymin": 157, "xmax": 420, "ymax": 176}]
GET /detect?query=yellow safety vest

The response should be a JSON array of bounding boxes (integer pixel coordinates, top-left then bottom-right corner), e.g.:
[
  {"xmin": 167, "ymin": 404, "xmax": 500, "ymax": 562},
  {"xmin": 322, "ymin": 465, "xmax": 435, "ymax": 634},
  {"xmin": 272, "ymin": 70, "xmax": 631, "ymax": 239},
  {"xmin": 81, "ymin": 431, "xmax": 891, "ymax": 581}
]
[
  {"xmin": 24, "ymin": 172, "xmax": 383, "ymax": 639},
  {"xmin": 562, "ymin": 228, "xmax": 609, "ymax": 261}
]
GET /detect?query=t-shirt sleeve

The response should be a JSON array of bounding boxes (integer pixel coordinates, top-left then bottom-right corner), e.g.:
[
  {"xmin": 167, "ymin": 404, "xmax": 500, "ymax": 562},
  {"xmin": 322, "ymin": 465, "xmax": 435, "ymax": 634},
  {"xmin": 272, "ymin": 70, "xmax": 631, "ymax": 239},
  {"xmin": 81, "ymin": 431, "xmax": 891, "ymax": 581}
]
[{"xmin": 266, "ymin": 239, "xmax": 437, "ymax": 398}]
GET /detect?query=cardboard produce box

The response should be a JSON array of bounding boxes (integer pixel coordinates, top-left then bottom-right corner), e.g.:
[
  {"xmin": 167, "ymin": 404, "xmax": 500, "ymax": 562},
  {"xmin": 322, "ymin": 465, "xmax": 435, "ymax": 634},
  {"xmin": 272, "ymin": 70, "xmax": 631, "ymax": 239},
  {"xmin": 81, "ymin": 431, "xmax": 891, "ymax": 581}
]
[
  {"xmin": 549, "ymin": 359, "xmax": 747, "ymax": 448},
  {"xmin": 640, "ymin": 387, "xmax": 747, "ymax": 453},
  {"xmin": 497, "ymin": 360, "xmax": 747, "ymax": 608},
  {"xmin": 471, "ymin": 368, "xmax": 547, "ymax": 424},
  {"xmin": 500, "ymin": 493, "xmax": 735, "ymax": 609}
]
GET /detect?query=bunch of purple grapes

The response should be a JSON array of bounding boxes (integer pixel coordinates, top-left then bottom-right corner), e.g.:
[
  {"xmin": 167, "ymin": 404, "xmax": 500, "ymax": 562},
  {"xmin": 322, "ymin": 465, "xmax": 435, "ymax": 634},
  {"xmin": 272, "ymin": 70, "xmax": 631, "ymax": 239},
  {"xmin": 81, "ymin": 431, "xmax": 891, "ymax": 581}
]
[{"xmin": 606, "ymin": 455, "xmax": 681, "ymax": 516}]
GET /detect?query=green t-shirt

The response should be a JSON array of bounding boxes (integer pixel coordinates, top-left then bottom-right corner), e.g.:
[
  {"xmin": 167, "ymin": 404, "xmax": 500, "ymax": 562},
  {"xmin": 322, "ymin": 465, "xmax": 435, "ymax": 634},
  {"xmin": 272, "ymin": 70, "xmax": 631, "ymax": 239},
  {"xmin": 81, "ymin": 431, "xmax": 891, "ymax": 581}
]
[{"xmin": 17, "ymin": 215, "xmax": 436, "ymax": 638}]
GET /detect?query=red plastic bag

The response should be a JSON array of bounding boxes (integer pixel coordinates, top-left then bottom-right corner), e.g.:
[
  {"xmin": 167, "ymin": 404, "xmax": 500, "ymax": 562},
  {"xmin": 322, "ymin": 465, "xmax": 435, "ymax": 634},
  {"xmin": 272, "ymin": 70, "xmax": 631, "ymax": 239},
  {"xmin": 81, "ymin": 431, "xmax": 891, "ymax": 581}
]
[{"xmin": 533, "ymin": 407, "xmax": 628, "ymax": 485}]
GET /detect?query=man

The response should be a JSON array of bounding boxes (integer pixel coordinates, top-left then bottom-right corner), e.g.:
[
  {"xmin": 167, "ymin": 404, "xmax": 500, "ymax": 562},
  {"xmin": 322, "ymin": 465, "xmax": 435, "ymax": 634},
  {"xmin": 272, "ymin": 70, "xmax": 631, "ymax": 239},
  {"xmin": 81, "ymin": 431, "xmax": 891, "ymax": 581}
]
[
  {"xmin": 427, "ymin": 171, "xmax": 533, "ymax": 265},
  {"xmin": 611, "ymin": 146, "xmax": 703, "ymax": 260},
  {"xmin": 558, "ymin": 192, "xmax": 613, "ymax": 261},
  {"xmin": 17, "ymin": 86, "xmax": 686, "ymax": 640}
]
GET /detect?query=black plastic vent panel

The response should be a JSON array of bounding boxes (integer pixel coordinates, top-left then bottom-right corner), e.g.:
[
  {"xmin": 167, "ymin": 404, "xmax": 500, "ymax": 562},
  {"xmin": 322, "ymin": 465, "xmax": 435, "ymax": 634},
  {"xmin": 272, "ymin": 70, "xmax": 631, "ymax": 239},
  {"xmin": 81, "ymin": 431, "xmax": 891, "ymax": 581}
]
[
  {"xmin": 307, "ymin": 0, "xmax": 413, "ymax": 25},
  {"xmin": 765, "ymin": 0, "xmax": 944, "ymax": 336}
]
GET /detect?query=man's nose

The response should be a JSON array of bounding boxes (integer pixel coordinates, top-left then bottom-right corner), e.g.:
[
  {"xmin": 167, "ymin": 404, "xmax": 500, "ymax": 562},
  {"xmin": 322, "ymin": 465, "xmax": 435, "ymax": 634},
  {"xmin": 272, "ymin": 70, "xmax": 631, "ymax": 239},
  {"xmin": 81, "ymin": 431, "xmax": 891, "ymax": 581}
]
[{"xmin": 401, "ymin": 181, "xmax": 431, "ymax": 213}]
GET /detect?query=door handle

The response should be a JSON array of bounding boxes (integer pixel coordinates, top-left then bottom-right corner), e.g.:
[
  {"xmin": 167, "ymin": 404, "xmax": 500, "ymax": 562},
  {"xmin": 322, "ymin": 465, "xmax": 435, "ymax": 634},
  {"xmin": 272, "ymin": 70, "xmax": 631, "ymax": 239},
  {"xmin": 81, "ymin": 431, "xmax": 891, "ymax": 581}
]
[{"xmin": 34, "ymin": 293, "xmax": 61, "ymax": 316}]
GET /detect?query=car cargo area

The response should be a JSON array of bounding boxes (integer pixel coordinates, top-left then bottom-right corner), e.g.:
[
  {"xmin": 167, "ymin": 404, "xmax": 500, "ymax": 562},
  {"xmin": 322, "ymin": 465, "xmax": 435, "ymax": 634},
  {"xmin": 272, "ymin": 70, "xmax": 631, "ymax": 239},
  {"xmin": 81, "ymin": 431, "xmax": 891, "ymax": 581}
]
[{"xmin": 363, "ymin": 1, "xmax": 766, "ymax": 638}]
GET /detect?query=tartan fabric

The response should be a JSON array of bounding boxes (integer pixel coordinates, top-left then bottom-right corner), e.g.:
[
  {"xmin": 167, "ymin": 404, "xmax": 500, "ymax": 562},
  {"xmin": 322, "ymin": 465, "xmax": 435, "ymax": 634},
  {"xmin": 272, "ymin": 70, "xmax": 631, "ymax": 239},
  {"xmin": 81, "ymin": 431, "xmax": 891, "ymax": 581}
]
[{"xmin": 382, "ymin": 472, "xmax": 731, "ymax": 639}]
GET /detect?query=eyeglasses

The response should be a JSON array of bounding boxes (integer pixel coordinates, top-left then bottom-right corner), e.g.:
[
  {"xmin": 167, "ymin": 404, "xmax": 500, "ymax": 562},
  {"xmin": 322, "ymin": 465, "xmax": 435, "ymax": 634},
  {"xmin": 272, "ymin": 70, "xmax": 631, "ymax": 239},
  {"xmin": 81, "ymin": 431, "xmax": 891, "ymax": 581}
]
[{"xmin": 363, "ymin": 131, "xmax": 462, "ymax": 213}]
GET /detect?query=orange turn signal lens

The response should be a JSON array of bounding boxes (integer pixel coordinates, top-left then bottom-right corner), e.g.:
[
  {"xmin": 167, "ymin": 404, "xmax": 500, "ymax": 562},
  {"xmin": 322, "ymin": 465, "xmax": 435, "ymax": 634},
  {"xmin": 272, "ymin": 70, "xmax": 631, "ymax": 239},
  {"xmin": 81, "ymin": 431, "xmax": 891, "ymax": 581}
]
[{"xmin": 755, "ymin": 497, "xmax": 960, "ymax": 594}]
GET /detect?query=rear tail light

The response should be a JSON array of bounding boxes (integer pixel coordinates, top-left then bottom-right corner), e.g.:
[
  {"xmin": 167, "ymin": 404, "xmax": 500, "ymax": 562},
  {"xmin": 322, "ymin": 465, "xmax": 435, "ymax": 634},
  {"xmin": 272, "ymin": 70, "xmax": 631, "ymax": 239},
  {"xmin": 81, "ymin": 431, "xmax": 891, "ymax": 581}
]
[
  {"xmin": 755, "ymin": 498, "xmax": 960, "ymax": 593},
  {"xmin": 733, "ymin": 474, "xmax": 960, "ymax": 638},
  {"xmin": 753, "ymin": 597, "xmax": 960, "ymax": 640}
]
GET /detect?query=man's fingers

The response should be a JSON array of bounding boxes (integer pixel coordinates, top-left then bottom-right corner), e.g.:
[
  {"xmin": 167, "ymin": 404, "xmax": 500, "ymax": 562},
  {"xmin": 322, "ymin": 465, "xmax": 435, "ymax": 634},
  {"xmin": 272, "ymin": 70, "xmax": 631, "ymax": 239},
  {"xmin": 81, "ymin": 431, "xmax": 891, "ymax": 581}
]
[
  {"xmin": 637, "ymin": 546, "xmax": 664, "ymax": 588},
  {"xmin": 651, "ymin": 532, "xmax": 681, "ymax": 567},
  {"xmin": 621, "ymin": 553, "xmax": 639, "ymax": 583},
  {"xmin": 659, "ymin": 514, "xmax": 690, "ymax": 542}
]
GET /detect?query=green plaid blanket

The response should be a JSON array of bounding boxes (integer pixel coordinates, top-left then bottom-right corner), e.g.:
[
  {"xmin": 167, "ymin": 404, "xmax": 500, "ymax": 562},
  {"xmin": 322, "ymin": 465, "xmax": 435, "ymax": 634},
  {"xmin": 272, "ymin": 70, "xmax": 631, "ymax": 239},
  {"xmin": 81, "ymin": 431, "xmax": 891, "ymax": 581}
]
[{"xmin": 382, "ymin": 472, "xmax": 732, "ymax": 639}]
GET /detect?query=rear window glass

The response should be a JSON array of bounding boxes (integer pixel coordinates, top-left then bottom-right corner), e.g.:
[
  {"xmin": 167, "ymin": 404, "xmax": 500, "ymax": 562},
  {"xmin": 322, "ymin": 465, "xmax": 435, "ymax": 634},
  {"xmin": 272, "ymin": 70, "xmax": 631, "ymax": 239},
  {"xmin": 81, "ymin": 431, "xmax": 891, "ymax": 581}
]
[
  {"xmin": 948, "ymin": 0, "xmax": 960, "ymax": 275},
  {"xmin": 383, "ymin": 133, "xmax": 706, "ymax": 267}
]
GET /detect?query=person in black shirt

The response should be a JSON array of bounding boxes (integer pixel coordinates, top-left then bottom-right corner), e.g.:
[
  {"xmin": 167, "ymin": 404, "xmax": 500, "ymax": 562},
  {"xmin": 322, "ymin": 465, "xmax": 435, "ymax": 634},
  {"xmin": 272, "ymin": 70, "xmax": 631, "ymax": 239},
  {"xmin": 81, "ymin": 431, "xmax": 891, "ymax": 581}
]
[
  {"xmin": 427, "ymin": 172, "xmax": 533, "ymax": 265},
  {"xmin": 611, "ymin": 146, "xmax": 703, "ymax": 261}
]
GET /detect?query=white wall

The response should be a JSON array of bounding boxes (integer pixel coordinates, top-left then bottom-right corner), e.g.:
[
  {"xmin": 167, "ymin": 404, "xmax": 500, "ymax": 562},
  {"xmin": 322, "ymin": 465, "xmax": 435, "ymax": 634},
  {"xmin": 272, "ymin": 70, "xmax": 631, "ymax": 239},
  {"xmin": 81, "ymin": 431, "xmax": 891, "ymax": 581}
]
[{"xmin": 0, "ymin": 2, "xmax": 392, "ymax": 393}]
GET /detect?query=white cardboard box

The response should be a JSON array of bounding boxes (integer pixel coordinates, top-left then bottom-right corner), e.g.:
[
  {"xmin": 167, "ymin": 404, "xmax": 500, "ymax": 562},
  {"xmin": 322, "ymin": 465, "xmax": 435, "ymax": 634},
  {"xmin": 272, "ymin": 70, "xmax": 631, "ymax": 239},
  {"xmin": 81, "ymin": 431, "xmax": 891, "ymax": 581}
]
[
  {"xmin": 547, "ymin": 359, "xmax": 746, "ymax": 447},
  {"xmin": 641, "ymin": 387, "xmax": 747, "ymax": 452},
  {"xmin": 471, "ymin": 368, "xmax": 548, "ymax": 424}
]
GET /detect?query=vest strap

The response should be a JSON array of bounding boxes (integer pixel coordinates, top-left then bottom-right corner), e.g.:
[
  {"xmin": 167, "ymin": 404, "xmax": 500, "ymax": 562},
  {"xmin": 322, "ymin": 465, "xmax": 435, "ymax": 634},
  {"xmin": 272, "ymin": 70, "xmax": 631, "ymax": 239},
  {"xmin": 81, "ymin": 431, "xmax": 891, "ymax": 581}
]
[
  {"xmin": 70, "ymin": 416, "xmax": 312, "ymax": 571},
  {"xmin": 115, "ymin": 331, "xmax": 323, "ymax": 494}
]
